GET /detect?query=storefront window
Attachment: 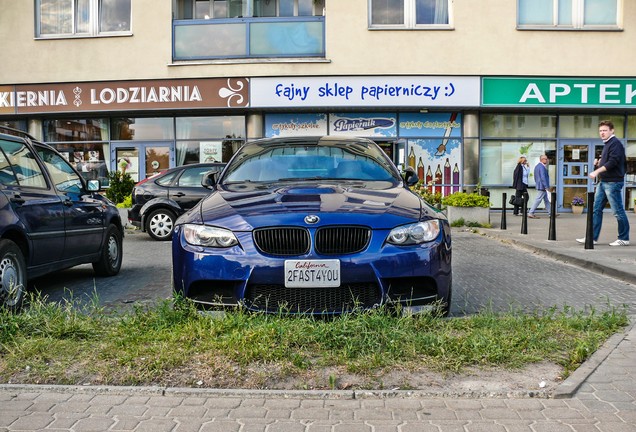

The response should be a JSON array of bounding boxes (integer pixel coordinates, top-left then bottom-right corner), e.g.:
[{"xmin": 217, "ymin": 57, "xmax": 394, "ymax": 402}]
[
  {"xmin": 175, "ymin": 116, "xmax": 245, "ymax": 164},
  {"xmin": 559, "ymin": 115, "xmax": 625, "ymax": 138},
  {"xmin": 481, "ymin": 114, "xmax": 557, "ymax": 192},
  {"xmin": 43, "ymin": 118, "xmax": 110, "ymax": 185},
  {"xmin": 624, "ymin": 116, "xmax": 636, "ymax": 208},
  {"xmin": 44, "ymin": 119, "xmax": 108, "ymax": 142},
  {"xmin": 480, "ymin": 139, "xmax": 556, "ymax": 186},
  {"xmin": 0, "ymin": 120, "xmax": 27, "ymax": 132},
  {"xmin": 176, "ymin": 139, "xmax": 243, "ymax": 164},
  {"xmin": 175, "ymin": 116, "xmax": 245, "ymax": 139},
  {"xmin": 481, "ymin": 114, "xmax": 556, "ymax": 138},
  {"xmin": 111, "ymin": 117, "xmax": 174, "ymax": 140}
]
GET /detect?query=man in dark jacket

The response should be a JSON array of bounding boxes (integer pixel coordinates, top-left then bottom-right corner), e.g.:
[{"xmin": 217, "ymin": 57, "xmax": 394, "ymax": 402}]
[{"xmin": 577, "ymin": 120, "xmax": 630, "ymax": 246}]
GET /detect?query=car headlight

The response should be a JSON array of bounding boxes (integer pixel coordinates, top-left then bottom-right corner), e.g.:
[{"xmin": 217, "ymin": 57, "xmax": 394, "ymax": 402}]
[
  {"xmin": 387, "ymin": 220, "xmax": 440, "ymax": 245},
  {"xmin": 183, "ymin": 224, "xmax": 238, "ymax": 248}
]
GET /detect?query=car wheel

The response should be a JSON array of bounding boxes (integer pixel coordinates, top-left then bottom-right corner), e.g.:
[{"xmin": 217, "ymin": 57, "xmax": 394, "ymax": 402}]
[
  {"xmin": 0, "ymin": 239, "xmax": 27, "ymax": 311},
  {"xmin": 146, "ymin": 209, "xmax": 176, "ymax": 241},
  {"xmin": 92, "ymin": 225, "xmax": 123, "ymax": 276}
]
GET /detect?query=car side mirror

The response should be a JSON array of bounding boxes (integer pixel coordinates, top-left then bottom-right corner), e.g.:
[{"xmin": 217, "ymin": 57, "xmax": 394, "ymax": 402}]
[
  {"xmin": 87, "ymin": 179, "xmax": 100, "ymax": 191},
  {"xmin": 403, "ymin": 166, "xmax": 419, "ymax": 187},
  {"xmin": 202, "ymin": 171, "xmax": 220, "ymax": 189}
]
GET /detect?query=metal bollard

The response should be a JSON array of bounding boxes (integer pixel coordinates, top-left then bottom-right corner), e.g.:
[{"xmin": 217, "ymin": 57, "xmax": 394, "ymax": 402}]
[
  {"xmin": 548, "ymin": 191, "xmax": 557, "ymax": 240},
  {"xmin": 501, "ymin": 192, "xmax": 507, "ymax": 230},
  {"xmin": 521, "ymin": 193, "xmax": 528, "ymax": 234},
  {"xmin": 585, "ymin": 191, "xmax": 595, "ymax": 249}
]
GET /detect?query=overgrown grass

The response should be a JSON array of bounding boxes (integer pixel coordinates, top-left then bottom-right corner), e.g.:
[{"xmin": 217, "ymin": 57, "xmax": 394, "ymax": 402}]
[{"xmin": 0, "ymin": 294, "xmax": 629, "ymax": 389}]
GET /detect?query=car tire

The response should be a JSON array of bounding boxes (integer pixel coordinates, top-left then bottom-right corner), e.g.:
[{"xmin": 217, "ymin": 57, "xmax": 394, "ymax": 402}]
[
  {"xmin": 146, "ymin": 209, "xmax": 177, "ymax": 241},
  {"xmin": 92, "ymin": 224, "xmax": 123, "ymax": 276},
  {"xmin": 0, "ymin": 239, "xmax": 27, "ymax": 311}
]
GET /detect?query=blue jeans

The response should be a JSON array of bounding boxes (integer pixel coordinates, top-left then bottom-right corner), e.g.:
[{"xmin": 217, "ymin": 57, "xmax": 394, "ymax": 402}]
[{"xmin": 592, "ymin": 181, "xmax": 630, "ymax": 241}]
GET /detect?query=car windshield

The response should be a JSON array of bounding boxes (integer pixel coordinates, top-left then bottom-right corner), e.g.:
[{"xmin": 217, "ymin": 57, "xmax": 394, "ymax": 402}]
[{"xmin": 223, "ymin": 141, "xmax": 398, "ymax": 183}]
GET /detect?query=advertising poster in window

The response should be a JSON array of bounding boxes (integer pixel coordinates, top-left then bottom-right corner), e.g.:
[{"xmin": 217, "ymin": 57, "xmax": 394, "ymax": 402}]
[
  {"xmin": 116, "ymin": 149, "xmax": 139, "ymax": 183},
  {"xmin": 501, "ymin": 142, "xmax": 545, "ymax": 187},
  {"xmin": 265, "ymin": 113, "xmax": 328, "ymax": 137},
  {"xmin": 401, "ymin": 113, "xmax": 461, "ymax": 196},
  {"xmin": 329, "ymin": 113, "xmax": 397, "ymax": 137},
  {"xmin": 199, "ymin": 141, "xmax": 223, "ymax": 163}
]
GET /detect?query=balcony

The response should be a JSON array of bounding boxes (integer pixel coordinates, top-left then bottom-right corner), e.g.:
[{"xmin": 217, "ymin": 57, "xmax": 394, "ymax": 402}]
[{"xmin": 173, "ymin": 16, "xmax": 325, "ymax": 61}]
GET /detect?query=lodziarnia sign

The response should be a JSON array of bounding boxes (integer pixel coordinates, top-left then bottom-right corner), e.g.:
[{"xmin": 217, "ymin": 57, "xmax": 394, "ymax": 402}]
[
  {"xmin": 482, "ymin": 77, "xmax": 636, "ymax": 108},
  {"xmin": 0, "ymin": 78, "xmax": 249, "ymax": 115}
]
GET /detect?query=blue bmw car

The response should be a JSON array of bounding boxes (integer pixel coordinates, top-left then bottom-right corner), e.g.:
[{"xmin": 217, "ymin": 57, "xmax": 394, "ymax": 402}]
[{"xmin": 172, "ymin": 136, "xmax": 452, "ymax": 316}]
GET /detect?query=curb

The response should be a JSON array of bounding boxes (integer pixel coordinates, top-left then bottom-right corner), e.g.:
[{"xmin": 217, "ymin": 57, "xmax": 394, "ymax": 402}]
[
  {"xmin": 479, "ymin": 228, "xmax": 636, "ymax": 399},
  {"xmin": 0, "ymin": 383, "xmax": 551, "ymax": 400},
  {"xmin": 553, "ymin": 319, "xmax": 636, "ymax": 398}
]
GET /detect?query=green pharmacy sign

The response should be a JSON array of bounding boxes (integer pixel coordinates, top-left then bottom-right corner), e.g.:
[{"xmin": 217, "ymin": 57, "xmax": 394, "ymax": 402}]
[{"xmin": 482, "ymin": 77, "xmax": 636, "ymax": 108}]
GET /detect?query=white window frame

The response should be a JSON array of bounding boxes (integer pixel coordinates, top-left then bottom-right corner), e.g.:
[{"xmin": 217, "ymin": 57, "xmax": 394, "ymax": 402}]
[
  {"xmin": 517, "ymin": 0, "xmax": 623, "ymax": 30},
  {"xmin": 368, "ymin": 0, "xmax": 454, "ymax": 30},
  {"xmin": 36, "ymin": 0, "xmax": 132, "ymax": 39}
]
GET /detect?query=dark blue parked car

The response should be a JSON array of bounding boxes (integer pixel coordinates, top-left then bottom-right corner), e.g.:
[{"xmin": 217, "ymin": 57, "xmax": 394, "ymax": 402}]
[
  {"xmin": 0, "ymin": 127, "xmax": 123, "ymax": 310},
  {"xmin": 172, "ymin": 136, "xmax": 452, "ymax": 316}
]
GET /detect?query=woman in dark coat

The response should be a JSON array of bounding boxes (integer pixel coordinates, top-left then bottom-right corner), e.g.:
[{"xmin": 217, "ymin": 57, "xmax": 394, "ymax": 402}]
[{"xmin": 512, "ymin": 156, "xmax": 529, "ymax": 215}]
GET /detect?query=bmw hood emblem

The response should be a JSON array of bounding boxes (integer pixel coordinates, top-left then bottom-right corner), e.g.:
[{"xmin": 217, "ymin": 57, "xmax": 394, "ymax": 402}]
[{"xmin": 304, "ymin": 215, "xmax": 320, "ymax": 224}]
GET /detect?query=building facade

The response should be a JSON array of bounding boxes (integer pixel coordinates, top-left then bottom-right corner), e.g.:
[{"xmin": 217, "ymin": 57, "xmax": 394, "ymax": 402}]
[{"xmin": 1, "ymin": 0, "xmax": 635, "ymax": 212}]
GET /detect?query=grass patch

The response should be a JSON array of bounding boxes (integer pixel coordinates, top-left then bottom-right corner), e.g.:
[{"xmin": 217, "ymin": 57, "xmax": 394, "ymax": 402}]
[{"xmin": 0, "ymin": 294, "xmax": 628, "ymax": 389}]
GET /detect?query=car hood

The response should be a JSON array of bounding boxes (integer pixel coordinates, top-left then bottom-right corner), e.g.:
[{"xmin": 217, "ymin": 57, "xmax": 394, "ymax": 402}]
[{"xmin": 187, "ymin": 181, "xmax": 443, "ymax": 231}]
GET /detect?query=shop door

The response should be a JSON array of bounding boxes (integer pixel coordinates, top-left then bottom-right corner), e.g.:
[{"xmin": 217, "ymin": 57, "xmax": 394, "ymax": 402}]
[
  {"xmin": 557, "ymin": 140, "xmax": 602, "ymax": 212},
  {"xmin": 111, "ymin": 143, "xmax": 173, "ymax": 182}
]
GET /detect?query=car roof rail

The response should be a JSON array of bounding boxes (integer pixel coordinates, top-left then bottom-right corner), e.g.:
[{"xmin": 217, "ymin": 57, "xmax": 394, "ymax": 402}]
[{"xmin": 0, "ymin": 125, "xmax": 37, "ymax": 141}]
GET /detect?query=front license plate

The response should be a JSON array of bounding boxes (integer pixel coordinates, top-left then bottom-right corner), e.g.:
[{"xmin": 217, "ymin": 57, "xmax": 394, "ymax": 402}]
[{"xmin": 284, "ymin": 259, "xmax": 341, "ymax": 288}]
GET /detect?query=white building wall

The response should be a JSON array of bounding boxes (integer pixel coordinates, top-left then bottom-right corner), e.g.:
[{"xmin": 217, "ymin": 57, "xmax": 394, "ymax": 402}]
[{"xmin": 1, "ymin": 0, "xmax": 635, "ymax": 84}]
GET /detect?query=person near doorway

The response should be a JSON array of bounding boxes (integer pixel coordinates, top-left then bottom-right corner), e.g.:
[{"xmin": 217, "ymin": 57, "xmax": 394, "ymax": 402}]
[
  {"xmin": 511, "ymin": 156, "xmax": 529, "ymax": 216},
  {"xmin": 576, "ymin": 120, "xmax": 630, "ymax": 246},
  {"xmin": 528, "ymin": 155, "xmax": 553, "ymax": 219}
]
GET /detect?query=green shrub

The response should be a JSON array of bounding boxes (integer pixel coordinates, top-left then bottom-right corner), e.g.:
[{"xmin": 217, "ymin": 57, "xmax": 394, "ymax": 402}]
[
  {"xmin": 106, "ymin": 171, "xmax": 135, "ymax": 205},
  {"xmin": 117, "ymin": 195, "xmax": 132, "ymax": 209},
  {"xmin": 442, "ymin": 192, "xmax": 489, "ymax": 208},
  {"xmin": 411, "ymin": 182, "xmax": 442, "ymax": 206}
]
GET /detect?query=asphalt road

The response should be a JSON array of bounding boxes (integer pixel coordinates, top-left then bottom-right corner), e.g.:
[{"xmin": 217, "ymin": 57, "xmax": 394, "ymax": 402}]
[
  {"xmin": 30, "ymin": 228, "xmax": 634, "ymax": 315},
  {"xmin": 31, "ymin": 229, "xmax": 173, "ymax": 311}
]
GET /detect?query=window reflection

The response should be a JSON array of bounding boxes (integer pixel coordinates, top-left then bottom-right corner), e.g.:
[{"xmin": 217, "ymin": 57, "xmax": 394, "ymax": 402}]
[
  {"xmin": 111, "ymin": 118, "xmax": 174, "ymax": 140},
  {"xmin": 37, "ymin": 0, "xmax": 131, "ymax": 37}
]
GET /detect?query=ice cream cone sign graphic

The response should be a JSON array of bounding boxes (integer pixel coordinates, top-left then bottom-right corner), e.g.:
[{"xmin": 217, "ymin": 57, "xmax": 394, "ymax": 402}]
[{"xmin": 118, "ymin": 157, "xmax": 131, "ymax": 174}]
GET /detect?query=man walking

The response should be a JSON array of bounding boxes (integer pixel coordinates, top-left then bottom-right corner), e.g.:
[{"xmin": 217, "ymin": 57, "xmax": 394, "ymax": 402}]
[
  {"xmin": 528, "ymin": 155, "xmax": 552, "ymax": 219},
  {"xmin": 576, "ymin": 120, "xmax": 630, "ymax": 246}
]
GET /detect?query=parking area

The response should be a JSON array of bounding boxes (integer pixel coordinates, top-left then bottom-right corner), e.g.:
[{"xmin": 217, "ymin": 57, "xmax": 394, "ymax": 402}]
[
  {"xmin": 30, "ymin": 229, "xmax": 172, "ymax": 311},
  {"xmin": 30, "ymin": 227, "xmax": 636, "ymax": 316}
]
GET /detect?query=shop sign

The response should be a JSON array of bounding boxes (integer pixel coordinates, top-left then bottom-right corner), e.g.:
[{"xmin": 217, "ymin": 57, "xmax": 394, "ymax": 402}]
[
  {"xmin": 265, "ymin": 113, "xmax": 328, "ymax": 137},
  {"xmin": 329, "ymin": 113, "xmax": 397, "ymax": 137},
  {"xmin": 483, "ymin": 77, "xmax": 636, "ymax": 107},
  {"xmin": 398, "ymin": 112, "xmax": 461, "ymax": 138},
  {"xmin": 199, "ymin": 141, "xmax": 223, "ymax": 163},
  {"xmin": 0, "ymin": 86, "xmax": 14, "ymax": 115},
  {"xmin": 251, "ymin": 76, "xmax": 480, "ymax": 108},
  {"xmin": 0, "ymin": 78, "xmax": 249, "ymax": 114}
]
